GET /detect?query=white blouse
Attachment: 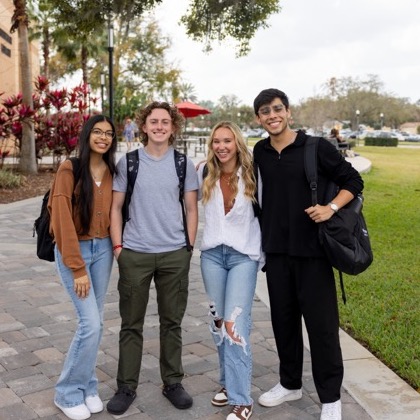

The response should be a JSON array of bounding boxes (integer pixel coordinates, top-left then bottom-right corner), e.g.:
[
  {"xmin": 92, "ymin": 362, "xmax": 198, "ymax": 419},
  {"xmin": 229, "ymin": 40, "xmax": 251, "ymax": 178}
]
[{"xmin": 197, "ymin": 164, "xmax": 265, "ymax": 269}]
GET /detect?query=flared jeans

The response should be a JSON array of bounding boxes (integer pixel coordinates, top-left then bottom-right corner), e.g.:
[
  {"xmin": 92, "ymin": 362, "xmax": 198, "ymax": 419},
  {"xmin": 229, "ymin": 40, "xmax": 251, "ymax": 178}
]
[{"xmin": 54, "ymin": 237, "xmax": 113, "ymax": 408}]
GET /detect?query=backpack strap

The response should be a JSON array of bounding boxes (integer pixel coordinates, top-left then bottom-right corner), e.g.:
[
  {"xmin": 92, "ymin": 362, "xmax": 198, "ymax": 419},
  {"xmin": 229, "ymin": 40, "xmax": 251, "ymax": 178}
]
[
  {"xmin": 304, "ymin": 136, "xmax": 319, "ymax": 206},
  {"xmin": 173, "ymin": 150, "xmax": 192, "ymax": 251},
  {"xmin": 123, "ymin": 149, "xmax": 140, "ymax": 228},
  {"xmin": 303, "ymin": 136, "xmax": 346, "ymax": 304}
]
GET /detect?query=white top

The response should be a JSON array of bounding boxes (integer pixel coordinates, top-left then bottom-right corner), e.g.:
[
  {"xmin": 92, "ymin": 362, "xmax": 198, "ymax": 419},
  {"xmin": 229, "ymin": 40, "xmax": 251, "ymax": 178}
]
[{"xmin": 197, "ymin": 164, "xmax": 265, "ymax": 269}]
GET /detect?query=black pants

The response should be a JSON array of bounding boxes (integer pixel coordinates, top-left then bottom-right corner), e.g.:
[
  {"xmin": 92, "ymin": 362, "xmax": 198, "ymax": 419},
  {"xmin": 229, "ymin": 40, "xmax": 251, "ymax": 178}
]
[{"xmin": 265, "ymin": 254, "xmax": 343, "ymax": 403}]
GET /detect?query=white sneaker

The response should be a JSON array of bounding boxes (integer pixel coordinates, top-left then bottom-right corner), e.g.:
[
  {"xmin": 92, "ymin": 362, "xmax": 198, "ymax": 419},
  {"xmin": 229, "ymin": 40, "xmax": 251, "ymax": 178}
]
[
  {"xmin": 54, "ymin": 401, "xmax": 91, "ymax": 420},
  {"xmin": 321, "ymin": 399, "xmax": 342, "ymax": 420},
  {"xmin": 258, "ymin": 382, "xmax": 302, "ymax": 407},
  {"xmin": 85, "ymin": 395, "xmax": 104, "ymax": 413}
]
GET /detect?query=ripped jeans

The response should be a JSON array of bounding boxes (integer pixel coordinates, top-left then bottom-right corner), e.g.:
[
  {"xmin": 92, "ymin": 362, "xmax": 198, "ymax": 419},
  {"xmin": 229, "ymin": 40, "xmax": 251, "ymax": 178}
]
[{"xmin": 201, "ymin": 245, "xmax": 258, "ymax": 406}]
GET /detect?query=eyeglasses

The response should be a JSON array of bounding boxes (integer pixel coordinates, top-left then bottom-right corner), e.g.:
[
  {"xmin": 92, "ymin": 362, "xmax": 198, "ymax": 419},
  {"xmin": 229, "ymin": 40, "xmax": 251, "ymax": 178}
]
[
  {"xmin": 91, "ymin": 128, "xmax": 115, "ymax": 139},
  {"xmin": 258, "ymin": 104, "xmax": 286, "ymax": 116}
]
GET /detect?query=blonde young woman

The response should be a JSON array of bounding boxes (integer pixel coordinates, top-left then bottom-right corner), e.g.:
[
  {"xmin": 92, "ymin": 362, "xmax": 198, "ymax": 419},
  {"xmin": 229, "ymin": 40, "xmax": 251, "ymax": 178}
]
[{"xmin": 197, "ymin": 121, "xmax": 264, "ymax": 420}]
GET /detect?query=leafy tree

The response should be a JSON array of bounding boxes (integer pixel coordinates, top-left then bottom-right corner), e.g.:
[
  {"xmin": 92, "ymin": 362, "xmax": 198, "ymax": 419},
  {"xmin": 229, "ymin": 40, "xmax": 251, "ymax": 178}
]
[
  {"xmin": 181, "ymin": 0, "xmax": 280, "ymax": 56},
  {"xmin": 16, "ymin": 0, "xmax": 281, "ymax": 171},
  {"xmin": 294, "ymin": 74, "xmax": 420, "ymax": 132},
  {"xmin": 11, "ymin": 0, "xmax": 37, "ymax": 174}
]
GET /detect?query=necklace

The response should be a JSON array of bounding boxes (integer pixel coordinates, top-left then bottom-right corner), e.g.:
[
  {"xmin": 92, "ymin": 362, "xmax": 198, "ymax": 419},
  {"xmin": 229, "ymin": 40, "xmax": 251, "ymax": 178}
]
[{"xmin": 220, "ymin": 172, "xmax": 235, "ymax": 186}]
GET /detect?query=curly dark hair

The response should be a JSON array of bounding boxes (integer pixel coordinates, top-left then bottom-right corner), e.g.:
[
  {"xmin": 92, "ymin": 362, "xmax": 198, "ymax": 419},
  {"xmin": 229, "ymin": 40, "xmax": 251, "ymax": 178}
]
[{"xmin": 136, "ymin": 101, "xmax": 185, "ymax": 146}]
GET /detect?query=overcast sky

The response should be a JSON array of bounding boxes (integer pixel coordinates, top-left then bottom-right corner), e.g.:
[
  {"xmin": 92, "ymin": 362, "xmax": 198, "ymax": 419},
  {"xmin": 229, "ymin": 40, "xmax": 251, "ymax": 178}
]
[{"xmin": 153, "ymin": 0, "xmax": 420, "ymax": 107}]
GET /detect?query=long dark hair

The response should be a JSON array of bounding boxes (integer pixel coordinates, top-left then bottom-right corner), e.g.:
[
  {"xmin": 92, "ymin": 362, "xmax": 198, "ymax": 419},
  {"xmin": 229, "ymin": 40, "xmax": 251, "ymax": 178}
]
[{"xmin": 75, "ymin": 115, "xmax": 117, "ymax": 234}]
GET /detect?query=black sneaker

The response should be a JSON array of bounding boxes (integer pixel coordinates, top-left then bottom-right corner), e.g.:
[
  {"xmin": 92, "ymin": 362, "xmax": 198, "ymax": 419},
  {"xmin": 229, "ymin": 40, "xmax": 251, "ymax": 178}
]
[
  {"xmin": 162, "ymin": 383, "xmax": 193, "ymax": 409},
  {"xmin": 106, "ymin": 387, "xmax": 137, "ymax": 415}
]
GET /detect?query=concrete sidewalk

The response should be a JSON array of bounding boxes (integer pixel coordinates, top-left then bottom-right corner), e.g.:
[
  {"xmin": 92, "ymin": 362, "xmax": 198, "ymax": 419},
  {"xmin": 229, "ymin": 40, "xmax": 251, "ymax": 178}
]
[{"xmin": 0, "ymin": 148, "xmax": 419, "ymax": 419}]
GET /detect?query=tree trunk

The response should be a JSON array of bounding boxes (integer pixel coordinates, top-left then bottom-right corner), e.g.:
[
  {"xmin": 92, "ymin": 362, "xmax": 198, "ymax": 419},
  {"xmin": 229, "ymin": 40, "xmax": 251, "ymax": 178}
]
[
  {"xmin": 81, "ymin": 44, "xmax": 88, "ymax": 85},
  {"xmin": 17, "ymin": 22, "xmax": 37, "ymax": 174},
  {"xmin": 42, "ymin": 25, "xmax": 49, "ymax": 79}
]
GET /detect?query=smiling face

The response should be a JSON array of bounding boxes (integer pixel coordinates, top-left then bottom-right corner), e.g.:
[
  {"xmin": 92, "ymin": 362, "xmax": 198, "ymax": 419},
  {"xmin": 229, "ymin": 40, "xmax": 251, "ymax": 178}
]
[
  {"xmin": 89, "ymin": 120, "xmax": 114, "ymax": 155},
  {"xmin": 256, "ymin": 98, "xmax": 291, "ymax": 138},
  {"xmin": 142, "ymin": 108, "xmax": 174, "ymax": 146},
  {"xmin": 211, "ymin": 126, "xmax": 238, "ymax": 170}
]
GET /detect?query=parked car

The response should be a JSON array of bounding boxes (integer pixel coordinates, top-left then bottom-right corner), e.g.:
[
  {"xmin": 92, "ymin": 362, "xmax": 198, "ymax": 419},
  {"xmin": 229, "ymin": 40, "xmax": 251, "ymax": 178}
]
[
  {"xmin": 406, "ymin": 134, "xmax": 420, "ymax": 142},
  {"xmin": 244, "ymin": 129, "xmax": 268, "ymax": 138}
]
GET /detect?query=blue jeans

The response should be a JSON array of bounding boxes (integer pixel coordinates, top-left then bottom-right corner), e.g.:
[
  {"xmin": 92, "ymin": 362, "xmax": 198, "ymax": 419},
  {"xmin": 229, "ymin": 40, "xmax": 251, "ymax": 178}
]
[
  {"xmin": 54, "ymin": 237, "xmax": 113, "ymax": 408},
  {"xmin": 201, "ymin": 245, "xmax": 258, "ymax": 406}
]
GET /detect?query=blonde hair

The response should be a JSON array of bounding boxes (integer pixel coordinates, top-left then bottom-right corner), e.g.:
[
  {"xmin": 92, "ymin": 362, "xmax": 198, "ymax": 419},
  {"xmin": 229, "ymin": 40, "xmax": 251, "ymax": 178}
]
[{"xmin": 202, "ymin": 121, "xmax": 256, "ymax": 204}]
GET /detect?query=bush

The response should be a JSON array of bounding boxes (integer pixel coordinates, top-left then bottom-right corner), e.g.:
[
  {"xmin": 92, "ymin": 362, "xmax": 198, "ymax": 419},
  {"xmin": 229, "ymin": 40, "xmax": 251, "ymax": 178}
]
[
  {"xmin": 0, "ymin": 169, "xmax": 22, "ymax": 189},
  {"xmin": 365, "ymin": 137, "xmax": 398, "ymax": 147}
]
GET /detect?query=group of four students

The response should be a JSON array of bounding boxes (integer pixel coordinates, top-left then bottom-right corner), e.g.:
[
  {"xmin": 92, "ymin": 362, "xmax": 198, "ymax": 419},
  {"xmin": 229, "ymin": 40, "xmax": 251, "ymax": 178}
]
[{"xmin": 49, "ymin": 88, "xmax": 363, "ymax": 420}]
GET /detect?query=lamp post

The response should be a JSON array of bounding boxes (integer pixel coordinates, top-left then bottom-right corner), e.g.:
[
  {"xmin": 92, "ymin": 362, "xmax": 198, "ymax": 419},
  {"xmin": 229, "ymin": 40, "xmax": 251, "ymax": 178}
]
[
  {"xmin": 356, "ymin": 109, "xmax": 360, "ymax": 146},
  {"xmin": 100, "ymin": 73, "xmax": 105, "ymax": 114},
  {"xmin": 108, "ymin": 22, "xmax": 114, "ymax": 121},
  {"xmin": 380, "ymin": 112, "xmax": 384, "ymax": 129}
]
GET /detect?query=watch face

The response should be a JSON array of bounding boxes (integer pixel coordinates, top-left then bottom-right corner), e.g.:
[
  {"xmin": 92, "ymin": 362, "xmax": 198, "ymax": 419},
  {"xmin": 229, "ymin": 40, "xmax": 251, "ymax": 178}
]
[{"xmin": 330, "ymin": 203, "xmax": 338, "ymax": 212}]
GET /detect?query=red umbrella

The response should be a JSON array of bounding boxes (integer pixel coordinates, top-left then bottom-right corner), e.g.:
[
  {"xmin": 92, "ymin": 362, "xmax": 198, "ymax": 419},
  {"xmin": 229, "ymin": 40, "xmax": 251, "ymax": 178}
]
[{"xmin": 175, "ymin": 101, "xmax": 211, "ymax": 118}]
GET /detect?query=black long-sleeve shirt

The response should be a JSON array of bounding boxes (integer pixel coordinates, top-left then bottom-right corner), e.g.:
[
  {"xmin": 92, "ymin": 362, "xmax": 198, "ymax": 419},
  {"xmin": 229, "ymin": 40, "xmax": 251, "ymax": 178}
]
[{"xmin": 253, "ymin": 130, "xmax": 364, "ymax": 257}]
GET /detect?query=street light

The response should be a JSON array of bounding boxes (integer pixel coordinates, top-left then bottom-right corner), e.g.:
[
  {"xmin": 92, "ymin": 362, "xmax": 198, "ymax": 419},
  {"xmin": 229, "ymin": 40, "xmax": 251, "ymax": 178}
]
[
  {"xmin": 356, "ymin": 109, "xmax": 360, "ymax": 146},
  {"xmin": 100, "ymin": 73, "xmax": 106, "ymax": 114},
  {"xmin": 380, "ymin": 112, "xmax": 384, "ymax": 129},
  {"xmin": 108, "ymin": 21, "xmax": 114, "ymax": 121}
]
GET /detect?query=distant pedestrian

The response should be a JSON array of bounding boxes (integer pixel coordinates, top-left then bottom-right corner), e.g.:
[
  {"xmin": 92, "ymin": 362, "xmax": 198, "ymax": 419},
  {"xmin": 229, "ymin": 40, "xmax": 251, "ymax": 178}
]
[
  {"xmin": 329, "ymin": 128, "xmax": 350, "ymax": 155},
  {"xmin": 197, "ymin": 121, "xmax": 264, "ymax": 420},
  {"xmin": 253, "ymin": 88, "xmax": 363, "ymax": 420},
  {"xmin": 123, "ymin": 117, "xmax": 135, "ymax": 151},
  {"xmin": 49, "ymin": 115, "xmax": 117, "ymax": 420}
]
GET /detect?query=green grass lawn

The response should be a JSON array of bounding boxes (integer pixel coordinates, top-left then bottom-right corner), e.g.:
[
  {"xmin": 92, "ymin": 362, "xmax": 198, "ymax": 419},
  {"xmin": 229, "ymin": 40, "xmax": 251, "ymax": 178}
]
[{"xmin": 338, "ymin": 146, "xmax": 420, "ymax": 391}]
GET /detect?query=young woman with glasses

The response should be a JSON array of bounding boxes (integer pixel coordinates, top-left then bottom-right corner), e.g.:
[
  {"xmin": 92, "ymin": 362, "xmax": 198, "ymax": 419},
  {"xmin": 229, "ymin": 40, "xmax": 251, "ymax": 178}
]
[{"xmin": 48, "ymin": 115, "xmax": 117, "ymax": 420}]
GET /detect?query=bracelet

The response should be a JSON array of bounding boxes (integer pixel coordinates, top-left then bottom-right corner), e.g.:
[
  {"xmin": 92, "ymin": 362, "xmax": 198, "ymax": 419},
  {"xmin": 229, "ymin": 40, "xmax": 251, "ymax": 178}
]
[{"xmin": 113, "ymin": 244, "xmax": 123, "ymax": 251}]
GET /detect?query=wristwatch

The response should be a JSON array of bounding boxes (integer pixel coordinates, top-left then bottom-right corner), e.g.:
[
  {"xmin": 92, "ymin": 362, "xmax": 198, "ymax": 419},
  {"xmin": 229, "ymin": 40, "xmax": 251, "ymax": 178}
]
[{"xmin": 329, "ymin": 202, "xmax": 339, "ymax": 213}]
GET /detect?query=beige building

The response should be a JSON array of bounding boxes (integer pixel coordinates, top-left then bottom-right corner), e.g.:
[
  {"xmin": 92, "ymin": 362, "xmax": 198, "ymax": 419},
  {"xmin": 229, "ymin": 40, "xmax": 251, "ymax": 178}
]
[
  {"xmin": 0, "ymin": 0, "xmax": 40, "ymax": 99},
  {"xmin": 400, "ymin": 122, "xmax": 420, "ymax": 135}
]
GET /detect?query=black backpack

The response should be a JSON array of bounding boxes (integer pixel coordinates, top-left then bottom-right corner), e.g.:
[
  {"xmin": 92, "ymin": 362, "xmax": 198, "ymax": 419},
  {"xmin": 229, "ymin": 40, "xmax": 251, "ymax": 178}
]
[
  {"xmin": 304, "ymin": 137, "xmax": 373, "ymax": 303},
  {"xmin": 122, "ymin": 149, "xmax": 192, "ymax": 251},
  {"xmin": 33, "ymin": 158, "xmax": 80, "ymax": 262}
]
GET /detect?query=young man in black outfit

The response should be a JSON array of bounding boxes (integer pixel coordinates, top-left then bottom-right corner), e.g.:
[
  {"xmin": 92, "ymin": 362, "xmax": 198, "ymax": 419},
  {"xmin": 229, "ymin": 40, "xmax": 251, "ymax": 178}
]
[{"xmin": 252, "ymin": 89, "xmax": 363, "ymax": 420}]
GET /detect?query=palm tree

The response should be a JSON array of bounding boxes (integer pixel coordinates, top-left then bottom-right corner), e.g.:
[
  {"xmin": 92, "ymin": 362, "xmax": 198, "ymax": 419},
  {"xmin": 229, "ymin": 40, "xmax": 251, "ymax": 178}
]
[
  {"xmin": 11, "ymin": 0, "xmax": 37, "ymax": 174},
  {"xmin": 178, "ymin": 82, "xmax": 197, "ymax": 102}
]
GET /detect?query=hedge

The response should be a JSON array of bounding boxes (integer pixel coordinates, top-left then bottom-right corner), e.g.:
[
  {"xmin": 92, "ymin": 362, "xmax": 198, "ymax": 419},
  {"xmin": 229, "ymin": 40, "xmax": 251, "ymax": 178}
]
[{"xmin": 364, "ymin": 137, "xmax": 398, "ymax": 147}]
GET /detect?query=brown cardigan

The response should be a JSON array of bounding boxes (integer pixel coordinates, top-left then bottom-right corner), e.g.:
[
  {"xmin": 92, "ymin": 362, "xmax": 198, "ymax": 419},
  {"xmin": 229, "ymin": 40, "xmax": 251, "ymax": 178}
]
[{"xmin": 48, "ymin": 159, "xmax": 113, "ymax": 279}]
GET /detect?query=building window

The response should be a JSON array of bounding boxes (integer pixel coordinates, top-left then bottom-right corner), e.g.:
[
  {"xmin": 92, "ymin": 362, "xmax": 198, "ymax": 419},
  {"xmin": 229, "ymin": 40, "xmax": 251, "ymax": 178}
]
[
  {"xmin": 1, "ymin": 44, "xmax": 11, "ymax": 57},
  {"xmin": 0, "ymin": 28, "xmax": 12, "ymax": 44}
]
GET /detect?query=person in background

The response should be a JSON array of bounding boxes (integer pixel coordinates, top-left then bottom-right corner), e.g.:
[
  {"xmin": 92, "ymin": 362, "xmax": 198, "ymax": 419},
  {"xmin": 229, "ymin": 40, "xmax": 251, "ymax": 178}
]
[
  {"xmin": 123, "ymin": 117, "xmax": 135, "ymax": 151},
  {"xmin": 49, "ymin": 115, "xmax": 117, "ymax": 420},
  {"xmin": 197, "ymin": 121, "xmax": 264, "ymax": 420},
  {"xmin": 329, "ymin": 128, "xmax": 350, "ymax": 155},
  {"xmin": 107, "ymin": 101, "xmax": 198, "ymax": 416},
  {"xmin": 252, "ymin": 88, "xmax": 363, "ymax": 420}
]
